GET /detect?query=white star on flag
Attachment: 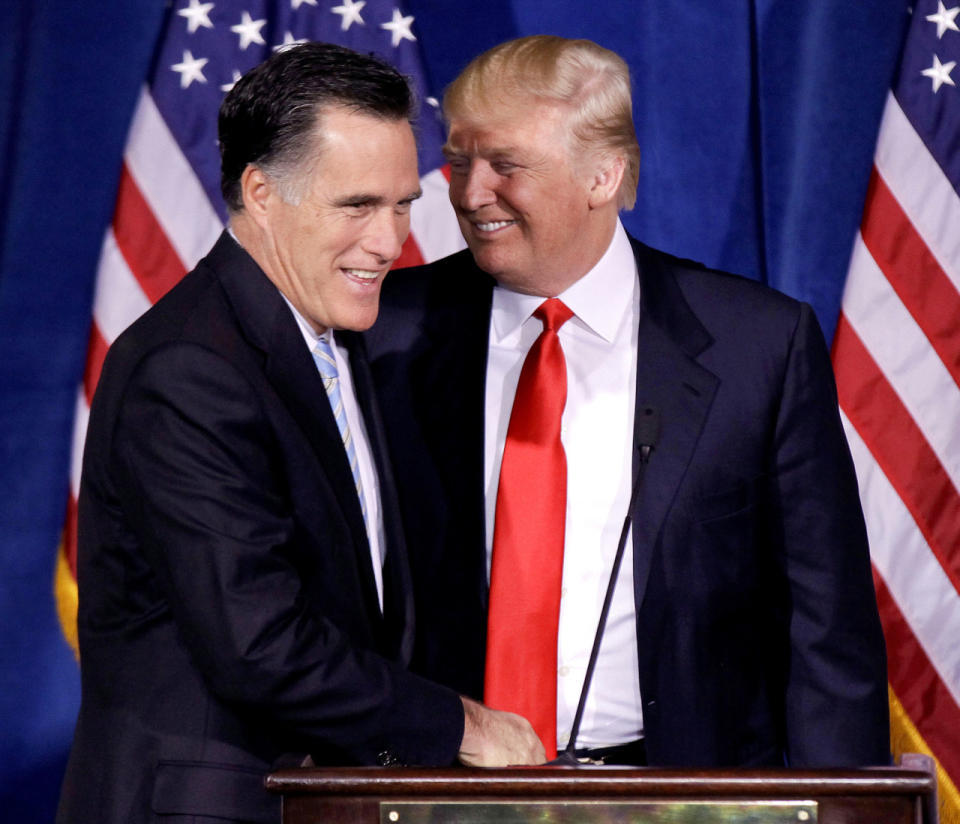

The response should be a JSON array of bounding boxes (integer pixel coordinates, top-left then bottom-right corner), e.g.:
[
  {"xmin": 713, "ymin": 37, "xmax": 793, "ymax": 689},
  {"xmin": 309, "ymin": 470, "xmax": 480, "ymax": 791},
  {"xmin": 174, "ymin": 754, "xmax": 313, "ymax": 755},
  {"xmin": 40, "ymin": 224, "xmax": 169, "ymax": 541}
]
[
  {"xmin": 231, "ymin": 11, "xmax": 267, "ymax": 50},
  {"xmin": 291, "ymin": 0, "xmax": 317, "ymax": 8},
  {"xmin": 925, "ymin": 1, "xmax": 960, "ymax": 38},
  {"xmin": 380, "ymin": 8, "xmax": 415, "ymax": 47},
  {"xmin": 171, "ymin": 50, "xmax": 209, "ymax": 88},
  {"xmin": 274, "ymin": 31, "xmax": 307, "ymax": 52},
  {"xmin": 921, "ymin": 53, "xmax": 957, "ymax": 92},
  {"xmin": 177, "ymin": 0, "xmax": 215, "ymax": 34},
  {"xmin": 332, "ymin": 0, "xmax": 366, "ymax": 31},
  {"xmin": 220, "ymin": 69, "xmax": 243, "ymax": 93}
]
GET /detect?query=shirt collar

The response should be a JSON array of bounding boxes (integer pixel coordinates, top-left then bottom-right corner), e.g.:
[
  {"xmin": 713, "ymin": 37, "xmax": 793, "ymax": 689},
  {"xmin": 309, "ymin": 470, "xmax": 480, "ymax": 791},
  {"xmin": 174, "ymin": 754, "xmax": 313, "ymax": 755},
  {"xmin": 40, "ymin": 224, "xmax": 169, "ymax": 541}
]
[
  {"xmin": 278, "ymin": 291, "xmax": 334, "ymax": 351},
  {"xmin": 490, "ymin": 220, "xmax": 637, "ymax": 344}
]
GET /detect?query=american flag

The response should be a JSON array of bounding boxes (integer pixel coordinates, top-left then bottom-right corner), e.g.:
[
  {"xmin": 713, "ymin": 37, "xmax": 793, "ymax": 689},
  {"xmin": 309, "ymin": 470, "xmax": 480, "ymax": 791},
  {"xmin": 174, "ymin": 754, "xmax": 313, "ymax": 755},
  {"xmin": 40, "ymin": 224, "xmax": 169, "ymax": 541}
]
[
  {"xmin": 54, "ymin": 0, "xmax": 464, "ymax": 650},
  {"xmin": 833, "ymin": 0, "xmax": 960, "ymax": 818}
]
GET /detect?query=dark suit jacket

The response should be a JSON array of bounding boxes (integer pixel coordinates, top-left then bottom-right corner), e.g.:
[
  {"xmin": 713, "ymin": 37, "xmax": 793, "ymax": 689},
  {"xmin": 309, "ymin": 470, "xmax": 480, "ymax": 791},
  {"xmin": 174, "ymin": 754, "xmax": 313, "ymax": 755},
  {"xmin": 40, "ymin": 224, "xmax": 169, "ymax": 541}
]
[
  {"xmin": 366, "ymin": 237, "xmax": 890, "ymax": 768},
  {"xmin": 57, "ymin": 233, "xmax": 463, "ymax": 824}
]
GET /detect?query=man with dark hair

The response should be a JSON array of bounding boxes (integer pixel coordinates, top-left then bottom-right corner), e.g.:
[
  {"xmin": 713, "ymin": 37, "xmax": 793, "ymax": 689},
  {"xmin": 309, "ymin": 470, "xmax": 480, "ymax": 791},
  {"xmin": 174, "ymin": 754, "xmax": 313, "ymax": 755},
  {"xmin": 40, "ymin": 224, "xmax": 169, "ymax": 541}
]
[
  {"xmin": 57, "ymin": 42, "xmax": 541, "ymax": 824},
  {"xmin": 368, "ymin": 35, "xmax": 889, "ymax": 768}
]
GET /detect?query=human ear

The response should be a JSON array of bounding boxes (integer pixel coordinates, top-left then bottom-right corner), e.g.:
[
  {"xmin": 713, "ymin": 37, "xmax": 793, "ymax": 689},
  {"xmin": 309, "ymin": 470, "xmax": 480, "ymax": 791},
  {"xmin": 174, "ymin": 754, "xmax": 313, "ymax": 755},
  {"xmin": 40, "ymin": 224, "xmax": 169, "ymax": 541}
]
[
  {"xmin": 240, "ymin": 165, "xmax": 274, "ymax": 227},
  {"xmin": 587, "ymin": 155, "xmax": 625, "ymax": 209}
]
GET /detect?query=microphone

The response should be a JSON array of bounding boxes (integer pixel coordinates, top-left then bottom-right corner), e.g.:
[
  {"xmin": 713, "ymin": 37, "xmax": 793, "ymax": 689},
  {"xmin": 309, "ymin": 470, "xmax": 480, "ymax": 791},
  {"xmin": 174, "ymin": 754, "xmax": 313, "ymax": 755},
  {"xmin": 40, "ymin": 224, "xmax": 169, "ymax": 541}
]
[{"xmin": 550, "ymin": 406, "xmax": 661, "ymax": 766}]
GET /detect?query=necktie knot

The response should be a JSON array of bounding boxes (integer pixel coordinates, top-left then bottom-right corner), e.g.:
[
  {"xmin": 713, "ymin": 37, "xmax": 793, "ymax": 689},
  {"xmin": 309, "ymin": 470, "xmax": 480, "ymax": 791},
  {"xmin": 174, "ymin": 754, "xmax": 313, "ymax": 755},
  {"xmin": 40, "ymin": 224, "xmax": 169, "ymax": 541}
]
[{"xmin": 534, "ymin": 298, "xmax": 574, "ymax": 332}]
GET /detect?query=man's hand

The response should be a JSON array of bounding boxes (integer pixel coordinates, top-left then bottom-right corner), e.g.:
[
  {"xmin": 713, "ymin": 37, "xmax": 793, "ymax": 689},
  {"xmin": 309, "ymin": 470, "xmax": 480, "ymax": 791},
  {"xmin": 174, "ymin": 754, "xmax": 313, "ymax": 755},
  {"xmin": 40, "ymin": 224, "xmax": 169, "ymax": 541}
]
[{"xmin": 457, "ymin": 696, "xmax": 546, "ymax": 767}]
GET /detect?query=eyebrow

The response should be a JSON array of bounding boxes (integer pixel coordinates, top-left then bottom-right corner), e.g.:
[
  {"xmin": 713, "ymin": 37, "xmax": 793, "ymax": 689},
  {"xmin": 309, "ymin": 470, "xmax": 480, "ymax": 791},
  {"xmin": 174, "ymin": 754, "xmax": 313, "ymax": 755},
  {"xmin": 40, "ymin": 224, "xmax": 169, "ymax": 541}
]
[
  {"xmin": 442, "ymin": 144, "xmax": 521, "ymax": 162},
  {"xmin": 332, "ymin": 189, "xmax": 423, "ymax": 208}
]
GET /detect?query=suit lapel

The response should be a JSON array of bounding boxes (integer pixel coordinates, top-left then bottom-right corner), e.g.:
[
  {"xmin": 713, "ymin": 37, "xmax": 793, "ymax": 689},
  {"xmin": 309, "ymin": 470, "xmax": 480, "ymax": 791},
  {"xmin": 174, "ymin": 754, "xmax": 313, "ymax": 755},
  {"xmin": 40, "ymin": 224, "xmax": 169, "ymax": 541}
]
[
  {"xmin": 342, "ymin": 331, "xmax": 414, "ymax": 662},
  {"xmin": 209, "ymin": 233, "xmax": 381, "ymax": 621},
  {"xmin": 629, "ymin": 239, "xmax": 719, "ymax": 610},
  {"xmin": 261, "ymin": 328, "xmax": 382, "ymax": 621}
]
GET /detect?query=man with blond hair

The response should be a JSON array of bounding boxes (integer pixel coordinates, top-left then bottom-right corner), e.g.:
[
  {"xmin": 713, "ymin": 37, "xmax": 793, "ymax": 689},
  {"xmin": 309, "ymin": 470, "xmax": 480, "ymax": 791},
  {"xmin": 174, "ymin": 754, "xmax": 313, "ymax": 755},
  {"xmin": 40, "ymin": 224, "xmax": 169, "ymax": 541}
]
[{"xmin": 368, "ymin": 35, "xmax": 889, "ymax": 768}]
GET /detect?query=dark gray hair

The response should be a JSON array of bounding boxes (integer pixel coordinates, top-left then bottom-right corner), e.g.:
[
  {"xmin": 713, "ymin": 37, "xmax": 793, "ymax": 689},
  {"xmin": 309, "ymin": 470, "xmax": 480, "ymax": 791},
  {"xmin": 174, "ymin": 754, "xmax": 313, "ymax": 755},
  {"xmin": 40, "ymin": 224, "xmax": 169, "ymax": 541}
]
[{"xmin": 218, "ymin": 42, "xmax": 414, "ymax": 212}]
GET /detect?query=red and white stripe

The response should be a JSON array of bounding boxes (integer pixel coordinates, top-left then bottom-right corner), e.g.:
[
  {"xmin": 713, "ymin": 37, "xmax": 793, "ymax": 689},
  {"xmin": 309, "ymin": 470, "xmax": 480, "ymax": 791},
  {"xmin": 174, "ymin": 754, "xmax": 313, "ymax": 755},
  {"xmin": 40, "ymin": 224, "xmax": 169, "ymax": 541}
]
[
  {"xmin": 834, "ymin": 92, "xmax": 960, "ymax": 783},
  {"xmin": 62, "ymin": 87, "xmax": 462, "ymax": 578}
]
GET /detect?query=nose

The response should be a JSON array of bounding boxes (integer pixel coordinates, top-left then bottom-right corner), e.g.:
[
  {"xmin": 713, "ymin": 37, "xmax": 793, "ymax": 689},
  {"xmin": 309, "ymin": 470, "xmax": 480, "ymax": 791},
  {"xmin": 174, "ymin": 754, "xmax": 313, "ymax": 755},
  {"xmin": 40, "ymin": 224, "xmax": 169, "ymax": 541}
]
[
  {"xmin": 365, "ymin": 208, "xmax": 408, "ymax": 263},
  {"xmin": 452, "ymin": 160, "xmax": 497, "ymax": 212}
]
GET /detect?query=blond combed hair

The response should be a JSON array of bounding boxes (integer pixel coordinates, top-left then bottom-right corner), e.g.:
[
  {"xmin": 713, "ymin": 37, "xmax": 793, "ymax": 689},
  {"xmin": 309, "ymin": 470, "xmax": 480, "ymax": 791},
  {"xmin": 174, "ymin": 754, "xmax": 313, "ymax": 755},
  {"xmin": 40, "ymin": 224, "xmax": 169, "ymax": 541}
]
[{"xmin": 444, "ymin": 35, "xmax": 640, "ymax": 210}]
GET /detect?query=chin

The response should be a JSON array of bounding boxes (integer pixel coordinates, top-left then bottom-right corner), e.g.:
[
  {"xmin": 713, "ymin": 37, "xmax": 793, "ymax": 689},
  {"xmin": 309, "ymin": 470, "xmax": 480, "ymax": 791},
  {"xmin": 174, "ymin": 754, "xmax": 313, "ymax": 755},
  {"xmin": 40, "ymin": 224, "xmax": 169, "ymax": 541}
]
[
  {"xmin": 340, "ymin": 307, "xmax": 381, "ymax": 332},
  {"xmin": 469, "ymin": 247, "xmax": 509, "ymax": 278}
]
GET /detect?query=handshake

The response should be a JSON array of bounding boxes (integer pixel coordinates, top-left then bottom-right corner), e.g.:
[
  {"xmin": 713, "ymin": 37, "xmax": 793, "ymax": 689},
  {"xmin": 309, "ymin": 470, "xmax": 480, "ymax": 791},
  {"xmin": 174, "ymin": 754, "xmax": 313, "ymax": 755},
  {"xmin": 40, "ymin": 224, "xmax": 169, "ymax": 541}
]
[{"xmin": 457, "ymin": 697, "xmax": 546, "ymax": 767}]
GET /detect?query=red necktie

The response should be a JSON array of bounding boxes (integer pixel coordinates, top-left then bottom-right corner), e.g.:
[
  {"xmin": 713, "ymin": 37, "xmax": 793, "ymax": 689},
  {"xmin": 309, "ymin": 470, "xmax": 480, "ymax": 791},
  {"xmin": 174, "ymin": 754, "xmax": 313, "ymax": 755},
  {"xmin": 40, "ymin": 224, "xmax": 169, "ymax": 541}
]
[{"xmin": 485, "ymin": 297, "xmax": 574, "ymax": 760}]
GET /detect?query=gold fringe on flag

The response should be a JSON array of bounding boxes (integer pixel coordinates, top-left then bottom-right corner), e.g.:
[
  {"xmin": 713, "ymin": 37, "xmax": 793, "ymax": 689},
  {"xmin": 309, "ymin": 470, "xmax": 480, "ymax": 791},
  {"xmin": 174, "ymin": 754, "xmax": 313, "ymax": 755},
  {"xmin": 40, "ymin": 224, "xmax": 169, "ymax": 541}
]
[
  {"xmin": 54, "ymin": 540, "xmax": 79, "ymax": 660},
  {"xmin": 890, "ymin": 684, "xmax": 959, "ymax": 824}
]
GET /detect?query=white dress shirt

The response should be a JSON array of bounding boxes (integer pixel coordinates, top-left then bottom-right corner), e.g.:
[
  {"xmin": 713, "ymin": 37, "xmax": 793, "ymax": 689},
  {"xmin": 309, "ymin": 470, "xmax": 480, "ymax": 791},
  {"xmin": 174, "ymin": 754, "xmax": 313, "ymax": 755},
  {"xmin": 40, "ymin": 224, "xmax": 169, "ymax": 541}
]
[
  {"xmin": 282, "ymin": 296, "xmax": 386, "ymax": 611},
  {"xmin": 484, "ymin": 221, "xmax": 643, "ymax": 748}
]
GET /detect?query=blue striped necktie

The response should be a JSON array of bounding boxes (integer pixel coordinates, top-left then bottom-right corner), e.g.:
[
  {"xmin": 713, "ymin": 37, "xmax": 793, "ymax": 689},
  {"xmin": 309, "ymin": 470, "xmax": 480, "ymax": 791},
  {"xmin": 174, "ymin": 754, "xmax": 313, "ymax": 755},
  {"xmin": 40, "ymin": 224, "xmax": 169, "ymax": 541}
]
[{"xmin": 312, "ymin": 336, "xmax": 368, "ymax": 526}]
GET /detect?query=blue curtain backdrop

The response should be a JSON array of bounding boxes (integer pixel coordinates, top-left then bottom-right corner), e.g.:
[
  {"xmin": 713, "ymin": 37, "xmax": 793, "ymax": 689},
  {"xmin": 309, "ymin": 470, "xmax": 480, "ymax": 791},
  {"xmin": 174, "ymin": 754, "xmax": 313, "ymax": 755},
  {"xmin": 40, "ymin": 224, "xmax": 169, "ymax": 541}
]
[{"xmin": 0, "ymin": 0, "xmax": 907, "ymax": 819}]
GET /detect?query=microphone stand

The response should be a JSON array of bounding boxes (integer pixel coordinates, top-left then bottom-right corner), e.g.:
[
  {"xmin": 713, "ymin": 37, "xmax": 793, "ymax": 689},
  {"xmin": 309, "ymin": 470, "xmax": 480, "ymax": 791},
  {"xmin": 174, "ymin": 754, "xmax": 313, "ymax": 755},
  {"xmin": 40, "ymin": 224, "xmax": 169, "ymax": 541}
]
[{"xmin": 549, "ymin": 406, "xmax": 660, "ymax": 766}]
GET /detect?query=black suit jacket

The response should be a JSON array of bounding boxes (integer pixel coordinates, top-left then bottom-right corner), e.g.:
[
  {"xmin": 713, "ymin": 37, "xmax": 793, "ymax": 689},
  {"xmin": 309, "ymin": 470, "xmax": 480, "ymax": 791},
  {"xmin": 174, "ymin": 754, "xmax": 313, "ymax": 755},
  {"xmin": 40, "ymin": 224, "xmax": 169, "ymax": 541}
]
[
  {"xmin": 366, "ymin": 237, "xmax": 889, "ymax": 768},
  {"xmin": 58, "ymin": 233, "xmax": 463, "ymax": 824}
]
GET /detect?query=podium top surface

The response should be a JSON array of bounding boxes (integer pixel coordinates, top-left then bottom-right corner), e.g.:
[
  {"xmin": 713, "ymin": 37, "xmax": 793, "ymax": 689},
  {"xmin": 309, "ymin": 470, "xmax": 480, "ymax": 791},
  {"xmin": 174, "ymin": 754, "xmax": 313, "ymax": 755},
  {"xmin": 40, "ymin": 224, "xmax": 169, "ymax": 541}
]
[{"xmin": 265, "ymin": 766, "xmax": 936, "ymax": 799}]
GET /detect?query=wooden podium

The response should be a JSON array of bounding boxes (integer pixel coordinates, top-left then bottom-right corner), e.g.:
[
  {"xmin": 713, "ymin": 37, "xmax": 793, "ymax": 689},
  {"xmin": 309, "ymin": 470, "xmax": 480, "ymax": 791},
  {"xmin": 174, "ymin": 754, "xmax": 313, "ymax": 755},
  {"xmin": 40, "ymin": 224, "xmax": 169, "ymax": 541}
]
[{"xmin": 266, "ymin": 756, "xmax": 937, "ymax": 824}]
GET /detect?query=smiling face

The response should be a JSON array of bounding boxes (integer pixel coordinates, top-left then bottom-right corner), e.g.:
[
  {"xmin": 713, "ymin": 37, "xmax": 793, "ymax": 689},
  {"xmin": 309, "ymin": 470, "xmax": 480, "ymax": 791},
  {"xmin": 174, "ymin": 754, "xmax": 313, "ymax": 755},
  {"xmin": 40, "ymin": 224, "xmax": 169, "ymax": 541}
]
[
  {"xmin": 444, "ymin": 99, "xmax": 616, "ymax": 297},
  {"xmin": 243, "ymin": 107, "xmax": 421, "ymax": 333}
]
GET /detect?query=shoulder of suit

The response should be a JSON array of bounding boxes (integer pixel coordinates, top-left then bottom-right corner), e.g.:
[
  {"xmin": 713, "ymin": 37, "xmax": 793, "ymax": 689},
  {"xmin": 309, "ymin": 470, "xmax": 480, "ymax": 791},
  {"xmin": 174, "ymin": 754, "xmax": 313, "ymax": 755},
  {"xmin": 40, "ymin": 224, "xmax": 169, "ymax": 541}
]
[
  {"xmin": 381, "ymin": 248, "xmax": 491, "ymax": 309},
  {"xmin": 104, "ymin": 244, "xmax": 245, "ymax": 380},
  {"xmin": 368, "ymin": 250, "xmax": 490, "ymax": 355},
  {"xmin": 632, "ymin": 235, "xmax": 803, "ymax": 315},
  {"xmin": 628, "ymin": 235, "xmax": 817, "ymax": 357}
]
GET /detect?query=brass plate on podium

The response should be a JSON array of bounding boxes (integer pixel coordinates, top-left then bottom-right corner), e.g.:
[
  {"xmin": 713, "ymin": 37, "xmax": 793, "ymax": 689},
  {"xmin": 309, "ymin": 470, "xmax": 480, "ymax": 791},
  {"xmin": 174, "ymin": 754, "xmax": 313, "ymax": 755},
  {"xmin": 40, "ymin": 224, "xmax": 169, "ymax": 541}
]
[{"xmin": 380, "ymin": 800, "xmax": 818, "ymax": 824}]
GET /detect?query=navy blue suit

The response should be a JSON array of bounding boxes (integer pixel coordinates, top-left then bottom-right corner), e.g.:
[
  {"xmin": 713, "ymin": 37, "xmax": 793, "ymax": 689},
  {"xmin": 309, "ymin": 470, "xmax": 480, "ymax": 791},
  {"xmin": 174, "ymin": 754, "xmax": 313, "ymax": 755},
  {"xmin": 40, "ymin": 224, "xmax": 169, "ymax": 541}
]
[
  {"xmin": 366, "ymin": 237, "xmax": 889, "ymax": 767},
  {"xmin": 58, "ymin": 233, "xmax": 463, "ymax": 824}
]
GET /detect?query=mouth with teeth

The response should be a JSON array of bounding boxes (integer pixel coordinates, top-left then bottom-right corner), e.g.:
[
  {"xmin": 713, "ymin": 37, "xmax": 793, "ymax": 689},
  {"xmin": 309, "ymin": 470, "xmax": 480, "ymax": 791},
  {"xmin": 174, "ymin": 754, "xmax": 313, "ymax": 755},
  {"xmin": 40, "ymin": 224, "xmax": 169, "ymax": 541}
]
[
  {"xmin": 342, "ymin": 268, "xmax": 383, "ymax": 284},
  {"xmin": 473, "ymin": 219, "xmax": 517, "ymax": 234}
]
